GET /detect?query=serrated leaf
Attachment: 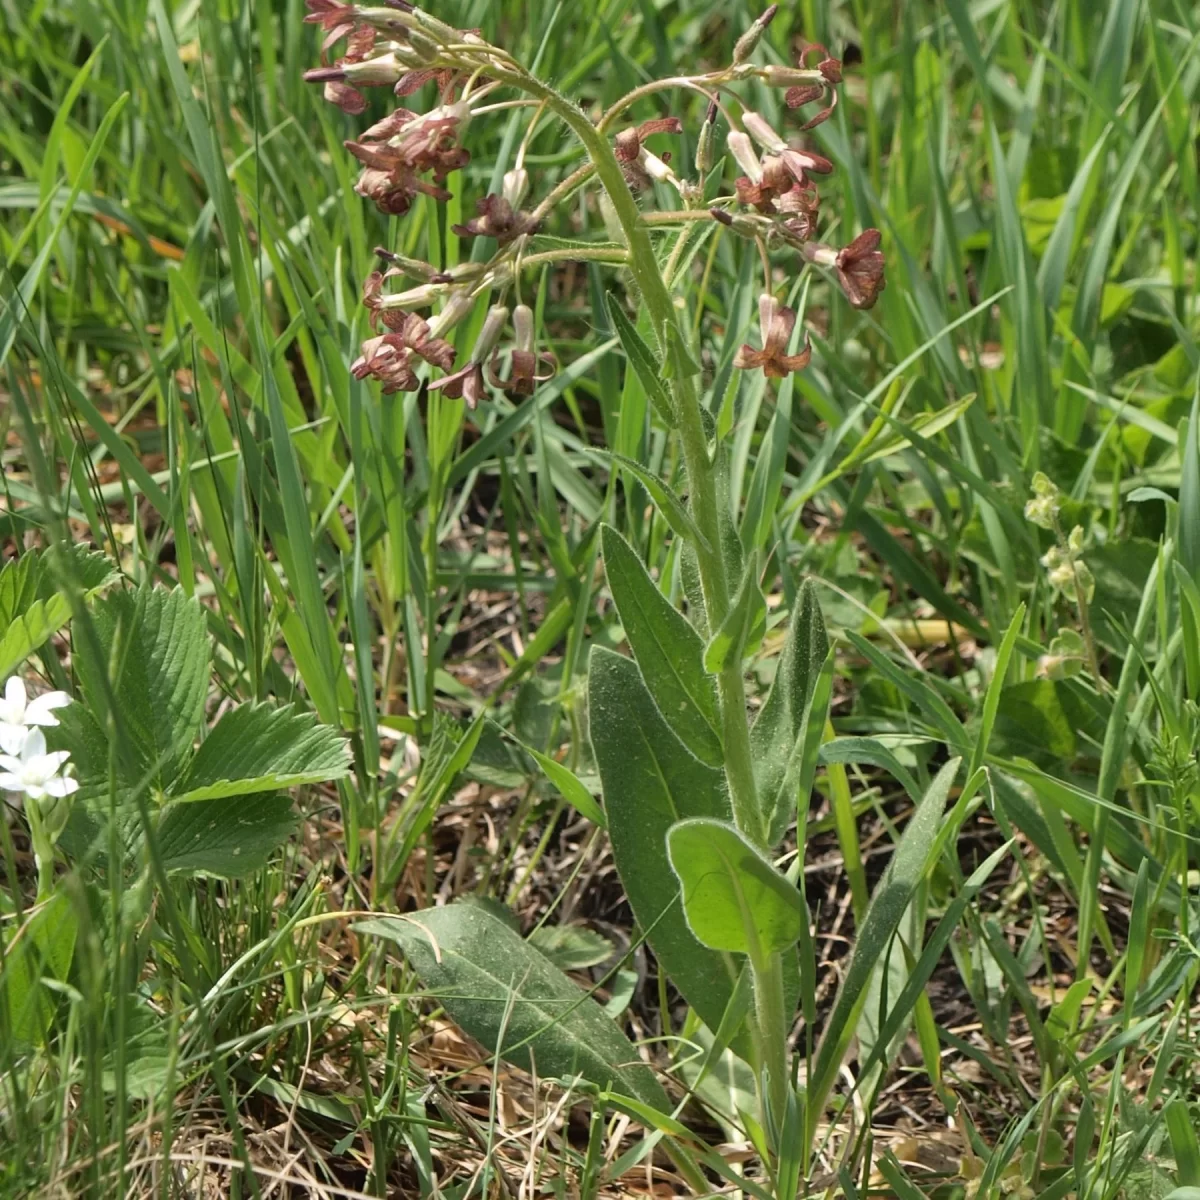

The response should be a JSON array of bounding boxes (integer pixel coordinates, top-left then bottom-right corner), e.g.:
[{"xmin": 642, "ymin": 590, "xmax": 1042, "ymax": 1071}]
[
  {"xmin": 587, "ymin": 647, "xmax": 738, "ymax": 1033},
  {"xmin": 358, "ymin": 903, "xmax": 669, "ymax": 1112},
  {"xmin": 156, "ymin": 793, "xmax": 298, "ymax": 876},
  {"xmin": 604, "ymin": 292, "xmax": 673, "ymax": 426},
  {"xmin": 667, "ymin": 818, "xmax": 804, "ymax": 959},
  {"xmin": 751, "ymin": 581, "xmax": 831, "ymax": 846},
  {"xmin": 170, "ymin": 703, "xmax": 350, "ymax": 803},
  {"xmin": 602, "ymin": 525, "xmax": 722, "ymax": 766},
  {"xmin": 703, "ymin": 557, "xmax": 766, "ymax": 674},
  {"xmin": 74, "ymin": 585, "xmax": 210, "ymax": 783},
  {"xmin": 0, "ymin": 545, "xmax": 118, "ymax": 678}
]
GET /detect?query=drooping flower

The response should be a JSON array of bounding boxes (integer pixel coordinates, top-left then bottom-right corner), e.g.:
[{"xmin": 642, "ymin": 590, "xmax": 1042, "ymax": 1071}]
[
  {"xmin": 614, "ymin": 118, "xmax": 683, "ymax": 191},
  {"xmin": 741, "ymin": 111, "xmax": 833, "ymax": 186},
  {"xmin": 453, "ymin": 194, "xmax": 540, "ymax": 244},
  {"xmin": 351, "ymin": 313, "xmax": 456, "ymax": 394},
  {"xmin": 0, "ymin": 678, "xmax": 71, "ymax": 755},
  {"xmin": 0, "ymin": 728, "xmax": 78, "ymax": 803},
  {"xmin": 429, "ymin": 303, "xmax": 509, "ymax": 409},
  {"xmin": 734, "ymin": 295, "xmax": 812, "ymax": 379},
  {"xmin": 489, "ymin": 304, "xmax": 556, "ymax": 398},
  {"xmin": 804, "ymin": 230, "xmax": 887, "ymax": 310}
]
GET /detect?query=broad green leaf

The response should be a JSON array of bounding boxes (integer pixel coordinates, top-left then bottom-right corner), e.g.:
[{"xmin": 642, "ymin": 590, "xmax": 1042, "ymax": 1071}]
[
  {"xmin": 601, "ymin": 525, "xmax": 722, "ymax": 766},
  {"xmin": 358, "ymin": 903, "xmax": 669, "ymax": 1112},
  {"xmin": 74, "ymin": 585, "xmax": 210, "ymax": 783},
  {"xmin": 1046, "ymin": 978, "xmax": 1093, "ymax": 1042},
  {"xmin": 703, "ymin": 557, "xmax": 766, "ymax": 674},
  {"xmin": 0, "ymin": 545, "xmax": 118, "ymax": 679},
  {"xmin": 751, "ymin": 581, "xmax": 831, "ymax": 846},
  {"xmin": 667, "ymin": 819, "xmax": 804, "ymax": 960},
  {"xmin": 170, "ymin": 703, "xmax": 350, "ymax": 803},
  {"xmin": 157, "ymin": 793, "xmax": 298, "ymax": 876},
  {"xmin": 605, "ymin": 292, "xmax": 673, "ymax": 426},
  {"xmin": 588, "ymin": 647, "xmax": 738, "ymax": 1033},
  {"xmin": 807, "ymin": 757, "xmax": 960, "ymax": 1138},
  {"xmin": 0, "ymin": 892, "xmax": 76, "ymax": 1048}
]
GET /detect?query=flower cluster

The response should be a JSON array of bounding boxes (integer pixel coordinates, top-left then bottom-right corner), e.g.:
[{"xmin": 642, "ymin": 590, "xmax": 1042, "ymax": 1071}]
[
  {"xmin": 0, "ymin": 677, "xmax": 77, "ymax": 841},
  {"xmin": 304, "ymin": 1, "xmax": 886, "ymax": 399}
]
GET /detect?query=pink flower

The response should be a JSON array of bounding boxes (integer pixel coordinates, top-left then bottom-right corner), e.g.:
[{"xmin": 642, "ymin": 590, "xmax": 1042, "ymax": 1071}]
[{"xmin": 734, "ymin": 295, "xmax": 812, "ymax": 379}]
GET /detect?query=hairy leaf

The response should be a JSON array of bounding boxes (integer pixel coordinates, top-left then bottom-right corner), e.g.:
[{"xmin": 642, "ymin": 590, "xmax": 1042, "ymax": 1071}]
[
  {"xmin": 359, "ymin": 903, "xmax": 669, "ymax": 1111},
  {"xmin": 602, "ymin": 524, "xmax": 722, "ymax": 766}
]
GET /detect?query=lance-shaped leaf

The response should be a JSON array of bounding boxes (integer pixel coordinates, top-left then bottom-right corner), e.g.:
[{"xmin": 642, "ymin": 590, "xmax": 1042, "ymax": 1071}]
[
  {"xmin": 751, "ymin": 581, "xmax": 832, "ymax": 846},
  {"xmin": 807, "ymin": 757, "xmax": 960, "ymax": 1137},
  {"xmin": 703, "ymin": 556, "xmax": 766, "ymax": 675},
  {"xmin": 588, "ymin": 647, "xmax": 738, "ymax": 1033},
  {"xmin": 667, "ymin": 818, "xmax": 805, "ymax": 960},
  {"xmin": 170, "ymin": 703, "xmax": 350, "ymax": 803},
  {"xmin": 358, "ymin": 903, "xmax": 669, "ymax": 1112},
  {"xmin": 601, "ymin": 524, "xmax": 722, "ymax": 767}
]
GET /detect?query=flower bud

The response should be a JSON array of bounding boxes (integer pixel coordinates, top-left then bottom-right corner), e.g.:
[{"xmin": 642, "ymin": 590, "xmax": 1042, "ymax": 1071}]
[
  {"xmin": 733, "ymin": 4, "xmax": 778, "ymax": 65},
  {"xmin": 502, "ymin": 167, "xmax": 530, "ymax": 210},
  {"xmin": 694, "ymin": 100, "xmax": 718, "ymax": 175},
  {"xmin": 428, "ymin": 291, "xmax": 476, "ymax": 339},
  {"xmin": 471, "ymin": 304, "xmax": 510, "ymax": 364},
  {"xmin": 513, "ymin": 303, "xmax": 535, "ymax": 354},
  {"xmin": 727, "ymin": 131, "xmax": 763, "ymax": 182},
  {"xmin": 742, "ymin": 111, "xmax": 787, "ymax": 155}
]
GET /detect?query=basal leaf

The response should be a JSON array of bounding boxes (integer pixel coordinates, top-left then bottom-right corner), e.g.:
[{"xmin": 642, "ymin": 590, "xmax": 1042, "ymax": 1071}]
[
  {"xmin": 667, "ymin": 818, "xmax": 804, "ymax": 959},
  {"xmin": 156, "ymin": 793, "xmax": 298, "ymax": 877},
  {"xmin": 170, "ymin": 703, "xmax": 350, "ymax": 803},
  {"xmin": 74, "ymin": 584, "xmax": 210, "ymax": 783},
  {"xmin": 359, "ymin": 903, "xmax": 669, "ymax": 1112},
  {"xmin": 588, "ymin": 646, "xmax": 738, "ymax": 1033},
  {"xmin": 601, "ymin": 525, "xmax": 722, "ymax": 766},
  {"xmin": 751, "ymin": 581, "xmax": 831, "ymax": 846}
]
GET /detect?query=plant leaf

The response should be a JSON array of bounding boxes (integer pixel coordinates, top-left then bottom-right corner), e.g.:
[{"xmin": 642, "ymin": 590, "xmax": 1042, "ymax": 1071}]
[
  {"xmin": 807, "ymin": 757, "xmax": 960, "ymax": 1136},
  {"xmin": 601, "ymin": 525, "xmax": 722, "ymax": 766},
  {"xmin": 170, "ymin": 703, "xmax": 350, "ymax": 803},
  {"xmin": 73, "ymin": 584, "xmax": 210, "ymax": 783},
  {"xmin": 156, "ymin": 793, "xmax": 299, "ymax": 877},
  {"xmin": 0, "ymin": 545, "xmax": 118, "ymax": 679},
  {"xmin": 751, "ymin": 581, "xmax": 832, "ymax": 846},
  {"xmin": 667, "ymin": 818, "xmax": 804, "ymax": 959},
  {"xmin": 588, "ymin": 646, "xmax": 738, "ymax": 1033},
  {"xmin": 703, "ymin": 556, "xmax": 766, "ymax": 675},
  {"xmin": 529, "ymin": 925, "xmax": 614, "ymax": 971},
  {"xmin": 605, "ymin": 292, "xmax": 673, "ymax": 426},
  {"xmin": 527, "ymin": 745, "xmax": 607, "ymax": 829},
  {"xmin": 358, "ymin": 903, "xmax": 669, "ymax": 1111}
]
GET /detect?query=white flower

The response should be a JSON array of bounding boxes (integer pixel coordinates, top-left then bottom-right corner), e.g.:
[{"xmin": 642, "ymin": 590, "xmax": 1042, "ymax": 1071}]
[
  {"xmin": 0, "ymin": 677, "xmax": 72, "ymax": 754},
  {"xmin": 0, "ymin": 728, "xmax": 78, "ymax": 802}
]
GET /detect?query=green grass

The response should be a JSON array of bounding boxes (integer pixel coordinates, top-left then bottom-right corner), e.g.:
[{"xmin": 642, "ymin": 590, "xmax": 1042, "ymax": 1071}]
[{"xmin": 2, "ymin": 0, "xmax": 1200, "ymax": 1195}]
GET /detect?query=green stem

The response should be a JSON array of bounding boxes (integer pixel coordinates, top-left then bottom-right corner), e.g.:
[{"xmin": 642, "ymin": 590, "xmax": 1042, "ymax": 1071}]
[
  {"xmin": 493, "ymin": 65, "xmax": 763, "ymax": 843},
  {"xmin": 753, "ymin": 949, "xmax": 790, "ymax": 1138}
]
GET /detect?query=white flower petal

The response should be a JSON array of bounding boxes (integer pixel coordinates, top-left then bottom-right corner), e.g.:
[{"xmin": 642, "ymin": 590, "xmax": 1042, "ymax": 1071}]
[
  {"xmin": 0, "ymin": 773, "xmax": 26, "ymax": 792},
  {"xmin": 0, "ymin": 727, "xmax": 28, "ymax": 755},
  {"xmin": 0, "ymin": 754, "xmax": 23, "ymax": 773},
  {"xmin": 24, "ymin": 692, "xmax": 71, "ymax": 726},
  {"xmin": 33, "ymin": 750, "xmax": 71, "ymax": 776},
  {"xmin": 3, "ymin": 676, "xmax": 26, "ymax": 713},
  {"xmin": 43, "ymin": 775, "xmax": 79, "ymax": 798},
  {"xmin": 20, "ymin": 729, "xmax": 46, "ymax": 759}
]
